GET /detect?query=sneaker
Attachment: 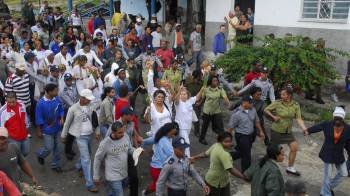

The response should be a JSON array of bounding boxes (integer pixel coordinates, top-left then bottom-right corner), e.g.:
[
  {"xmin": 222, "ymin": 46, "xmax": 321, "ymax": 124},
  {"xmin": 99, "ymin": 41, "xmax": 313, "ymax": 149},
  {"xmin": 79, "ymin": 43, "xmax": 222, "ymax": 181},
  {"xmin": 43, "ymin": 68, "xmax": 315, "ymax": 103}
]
[
  {"xmin": 28, "ymin": 134, "xmax": 32, "ymax": 138},
  {"xmin": 37, "ymin": 157, "xmax": 44, "ymax": 165},
  {"xmin": 87, "ymin": 186, "xmax": 98, "ymax": 193},
  {"xmin": 286, "ymin": 167, "xmax": 301, "ymax": 176},
  {"xmin": 331, "ymin": 94, "xmax": 339, "ymax": 103},
  {"xmin": 141, "ymin": 189, "xmax": 150, "ymax": 196}
]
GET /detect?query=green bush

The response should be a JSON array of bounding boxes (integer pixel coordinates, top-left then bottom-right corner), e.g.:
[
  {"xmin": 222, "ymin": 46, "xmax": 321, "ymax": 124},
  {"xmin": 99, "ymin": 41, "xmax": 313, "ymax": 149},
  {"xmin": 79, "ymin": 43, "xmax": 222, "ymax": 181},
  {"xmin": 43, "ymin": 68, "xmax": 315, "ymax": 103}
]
[{"xmin": 214, "ymin": 36, "xmax": 349, "ymax": 92}]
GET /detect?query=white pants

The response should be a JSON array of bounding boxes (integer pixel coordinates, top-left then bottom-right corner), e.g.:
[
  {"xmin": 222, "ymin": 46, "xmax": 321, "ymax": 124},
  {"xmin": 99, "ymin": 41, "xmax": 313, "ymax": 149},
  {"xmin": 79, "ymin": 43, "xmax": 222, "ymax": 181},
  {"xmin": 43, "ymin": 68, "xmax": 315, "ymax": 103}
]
[{"xmin": 179, "ymin": 129, "xmax": 191, "ymax": 157}]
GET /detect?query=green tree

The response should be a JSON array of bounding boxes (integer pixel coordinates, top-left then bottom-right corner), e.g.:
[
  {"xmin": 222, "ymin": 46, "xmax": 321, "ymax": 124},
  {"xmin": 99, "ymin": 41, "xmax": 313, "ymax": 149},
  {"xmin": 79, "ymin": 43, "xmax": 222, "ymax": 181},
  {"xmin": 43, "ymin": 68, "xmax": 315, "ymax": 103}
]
[{"xmin": 215, "ymin": 36, "xmax": 349, "ymax": 93}]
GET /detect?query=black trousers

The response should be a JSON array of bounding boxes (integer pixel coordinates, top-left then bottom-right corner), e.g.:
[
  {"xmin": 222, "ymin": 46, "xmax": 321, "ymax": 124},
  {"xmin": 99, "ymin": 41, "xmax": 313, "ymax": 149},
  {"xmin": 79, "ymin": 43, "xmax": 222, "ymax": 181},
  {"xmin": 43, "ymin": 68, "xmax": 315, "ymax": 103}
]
[
  {"xmin": 207, "ymin": 182, "xmax": 230, "ymax": 196},
  {"xmin": 128, "ymin": 154, "xmax": 139, "ymax": 196},
  {"xmin": 168, "ymin": 188, "xmax": 186, "ymax": 196},
  {"xmin": 231, "ymin": 133, "xmax": 253, "ymax": 172},
  {"xmin": 192, "ymin": 104, "xmax": 202, "ymax": 136},
  {"xmin": 64, "ymin": 133, "xmax": 76, "ymax": 155},
  {"xmin": 200, "ymin": 113, "xmax": 224, "ymax": 140}
]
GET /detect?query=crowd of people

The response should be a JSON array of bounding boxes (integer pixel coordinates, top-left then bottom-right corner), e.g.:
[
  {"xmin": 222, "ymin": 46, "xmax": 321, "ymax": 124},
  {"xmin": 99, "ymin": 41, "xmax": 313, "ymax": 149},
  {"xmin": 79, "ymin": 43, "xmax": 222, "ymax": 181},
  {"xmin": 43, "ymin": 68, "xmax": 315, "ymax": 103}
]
[{"xmin": 0, "ymin": 1, "xmax": 349, "ymax": 196}]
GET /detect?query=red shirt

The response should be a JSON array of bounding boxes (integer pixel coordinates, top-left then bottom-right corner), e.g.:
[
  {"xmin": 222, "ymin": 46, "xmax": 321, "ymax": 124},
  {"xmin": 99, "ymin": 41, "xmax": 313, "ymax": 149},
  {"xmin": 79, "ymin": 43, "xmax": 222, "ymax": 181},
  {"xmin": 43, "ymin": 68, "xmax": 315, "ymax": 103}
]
[
  {"xmin": 244, "ymin": 71, "xmax": 261, "ymax": 85},
  {"xmin": 87, "ymin": 19, "xmax": 94, "ymax": 35},
  {"xmin": 155, "ymin": 48, "xmax": 174, "ymax": 69},
  {"xmin": 114, "ymin": 98, "xmax": 139, "ymax": 132},
  {"xmin": 0, "ymin": 171, "xmax": 21, "ymax": 196},
  {"xmin": 2, "ymin": 102, "xmax": 28, "ymax": 141}
]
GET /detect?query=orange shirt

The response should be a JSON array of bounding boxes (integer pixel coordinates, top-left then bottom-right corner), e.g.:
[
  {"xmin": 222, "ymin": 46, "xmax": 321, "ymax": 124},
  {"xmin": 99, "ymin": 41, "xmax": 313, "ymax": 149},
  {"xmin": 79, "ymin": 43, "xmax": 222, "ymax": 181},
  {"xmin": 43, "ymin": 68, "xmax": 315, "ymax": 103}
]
[
  {"xmin": 334, "ymin": 127, "xmax": 344, "ymax": 144},
  {"xmin": 176, "ymin": 32, "xmax": 182, "ymax": 46}
]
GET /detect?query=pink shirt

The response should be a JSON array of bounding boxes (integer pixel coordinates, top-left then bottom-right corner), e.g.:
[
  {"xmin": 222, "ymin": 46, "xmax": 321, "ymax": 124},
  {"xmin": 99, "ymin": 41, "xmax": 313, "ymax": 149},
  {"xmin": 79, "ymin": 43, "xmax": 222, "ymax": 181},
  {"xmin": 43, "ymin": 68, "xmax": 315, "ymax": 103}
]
[{"xmin": 155, "ymin": 48, "xmax": 174, "ymax": 69}]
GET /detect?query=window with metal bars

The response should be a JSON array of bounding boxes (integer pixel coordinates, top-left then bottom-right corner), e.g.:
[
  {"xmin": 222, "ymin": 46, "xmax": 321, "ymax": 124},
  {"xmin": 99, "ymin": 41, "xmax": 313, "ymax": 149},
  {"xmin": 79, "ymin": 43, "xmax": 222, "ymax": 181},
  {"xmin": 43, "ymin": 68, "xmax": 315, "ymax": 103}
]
[{"xmin": 302, "ymin": 0, "xmax": 350, "ymax": 21}]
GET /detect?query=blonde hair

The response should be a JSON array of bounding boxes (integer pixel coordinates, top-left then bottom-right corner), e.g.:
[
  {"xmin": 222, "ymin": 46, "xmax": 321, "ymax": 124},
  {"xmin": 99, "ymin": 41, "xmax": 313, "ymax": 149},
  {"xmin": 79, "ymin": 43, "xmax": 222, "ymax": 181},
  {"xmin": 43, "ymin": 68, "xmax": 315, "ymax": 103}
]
[{"xmin": 179, "ymin": 88, "xmax": 191, "ymax": 98}]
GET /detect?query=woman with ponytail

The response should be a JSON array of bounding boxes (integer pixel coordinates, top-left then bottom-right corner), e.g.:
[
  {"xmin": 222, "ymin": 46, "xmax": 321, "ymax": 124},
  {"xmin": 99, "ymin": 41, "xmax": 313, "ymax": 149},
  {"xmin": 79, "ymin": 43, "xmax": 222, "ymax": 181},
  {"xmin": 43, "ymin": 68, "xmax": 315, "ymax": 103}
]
[
  {"xmin": 244, "ymin": 144, "xmax": 285, "ymax": 196},
  {"xmin": 98, "ymin": 87, "xmax": 115, "ymax": 138}
]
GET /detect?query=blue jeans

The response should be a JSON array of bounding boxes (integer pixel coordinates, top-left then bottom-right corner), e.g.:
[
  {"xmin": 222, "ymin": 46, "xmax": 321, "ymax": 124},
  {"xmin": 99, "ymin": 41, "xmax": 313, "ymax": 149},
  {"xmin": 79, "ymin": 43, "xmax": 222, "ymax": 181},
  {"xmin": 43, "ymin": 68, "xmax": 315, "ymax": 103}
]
[
  {"xmin": 99, "ymin": 124, "xmax": 110, "ymax": 139},
  {"xmin": 8, "ymin": 137, "xmax": 30, "ymax": 157},
  {"xmin": 36, "ymin": 132, "xmax": 61, "ymax": 168},
  {"xmin": 321, "ymin": 162, "xmax": 348, "ymax": 195},
  {"xmin": 108, "ymin": 180, "xmax": 124, "ymax": 196},
  {"xmin": 75, "ymin": 134, "xmax": 94, "ymax": 189},
  {"xmin": 187, "ymin": 50, "xmax": 203, "ymax": 70}
]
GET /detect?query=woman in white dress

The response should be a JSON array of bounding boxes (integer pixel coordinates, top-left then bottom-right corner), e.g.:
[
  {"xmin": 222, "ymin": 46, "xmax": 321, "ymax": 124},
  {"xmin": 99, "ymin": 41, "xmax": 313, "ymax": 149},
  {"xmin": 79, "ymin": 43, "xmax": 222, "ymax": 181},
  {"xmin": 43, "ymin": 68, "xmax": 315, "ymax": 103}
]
[
  {"xmin": 73, "ymin": 43, "xmax": 103, "ymax": 67},
  {"xmin": 71, "ymin": 55, "xmax": 90, "ymax": 94}
]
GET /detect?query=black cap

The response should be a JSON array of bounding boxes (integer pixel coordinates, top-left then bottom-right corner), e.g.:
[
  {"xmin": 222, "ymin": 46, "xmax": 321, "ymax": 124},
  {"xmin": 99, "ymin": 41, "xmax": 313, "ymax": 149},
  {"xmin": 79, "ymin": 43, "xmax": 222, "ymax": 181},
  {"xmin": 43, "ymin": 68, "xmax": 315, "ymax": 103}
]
[
  {"xmin": 121, "ymin": 107, "xmax": 134, "ymax": 116},
  {"xmin": 49, "ymin": 65, "xmax": 59, "ymax": 72},
  {"xmin": 261, "ymin": 67, "xmax": 269, "ymax": 73},
  {"xmin": 24, "ymin": 52, "xmax": 36, "ymax": 61},
  {"xmin": 64, "ymin": 73, "xmax": 73, "ymax": 80},
  {"xmin": 172, "ymin": 136, "xmax": 190, "ymax": 149},
  {"xmin": 242, "ymin": 95, "xmax": 254, "ymax": 103}
]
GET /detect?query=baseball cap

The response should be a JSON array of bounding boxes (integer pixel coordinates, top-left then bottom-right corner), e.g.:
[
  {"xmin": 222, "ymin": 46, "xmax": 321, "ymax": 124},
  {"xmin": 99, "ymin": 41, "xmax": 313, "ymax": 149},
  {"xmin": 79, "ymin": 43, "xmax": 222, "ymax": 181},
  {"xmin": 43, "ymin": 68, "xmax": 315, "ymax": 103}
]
[
  {"xmin": 242, "ymin": 95, "xmax": 254, "ymax": 103},
  {"xmin": 0, "ymin": 127, "xmax": 8, "ymax": 138},
  {"xmin": 121, "ymin": 107, "xmax": 134, "ymax": 116},
  {"xmin": 64, "ymin": 73, "xmax": 73, "ymax": 81},
  {"xmin": 15, "ymin": 63, "xmax": 26, "ymax": 71},
  {"xmin": 175, "ymin": 23, "xmax": 181, "ymax": 27},
  {"xmin": 261, "ymin": 67, "xmax": 269, "ymax": 73},
  {"xmin": 80, "ymin": 89, "xmax": 95, "ymax": 101},
  {"xmin": 172, "ymin": 136, "xmax": 190, "ymax": 149},
  {"xmin": 132, "ymin": 147, "xmax": 144, "ymax": 166},
  {"xmin": 24, "ymin": 52, "xmax": 36, "ymax": 61},
  {"xmin": 49, "ymin": 65, "xmax": 59, "ymax": 72}
]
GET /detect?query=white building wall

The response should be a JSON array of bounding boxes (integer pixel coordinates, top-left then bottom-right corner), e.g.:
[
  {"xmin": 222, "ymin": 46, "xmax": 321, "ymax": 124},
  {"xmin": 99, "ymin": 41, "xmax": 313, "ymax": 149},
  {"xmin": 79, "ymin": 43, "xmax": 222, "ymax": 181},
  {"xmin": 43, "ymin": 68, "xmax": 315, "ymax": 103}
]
[
  {"xmin": 205, "ymin": 0, "xmax": 235, "ymax": 22},
  {"xmin": 254, "ymin": 0, "xmax": 350, "ymax": 30},
  {"xmin": 120, "ymin": 0, "xmax": 165, "ymax": 22}
]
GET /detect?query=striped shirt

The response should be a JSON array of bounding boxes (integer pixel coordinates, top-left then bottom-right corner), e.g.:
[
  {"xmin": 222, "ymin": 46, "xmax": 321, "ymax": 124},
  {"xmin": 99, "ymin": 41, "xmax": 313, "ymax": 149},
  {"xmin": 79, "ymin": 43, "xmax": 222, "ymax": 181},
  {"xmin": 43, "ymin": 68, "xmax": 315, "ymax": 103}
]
[{"xmin": 4, "ymin": 73, "xmax": 31, "ymax": 107}]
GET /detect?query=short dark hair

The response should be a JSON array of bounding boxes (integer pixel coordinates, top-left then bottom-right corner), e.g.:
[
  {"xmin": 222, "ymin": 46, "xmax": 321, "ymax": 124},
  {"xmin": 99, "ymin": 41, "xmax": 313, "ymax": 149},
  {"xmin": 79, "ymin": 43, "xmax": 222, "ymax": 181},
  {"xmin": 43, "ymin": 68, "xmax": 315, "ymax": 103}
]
[
  {"xmin": 6, "ymin": 92, "xmax": 17, "ymax": 99},
  {"xmin": 219, "ymin": 24, "xmax": 225, "ymax": 29},
  {"xmin": 207, "ymin": 75, "xmax": 219, "ymax": 86},
  {"xmin": 119, "ymin": 85, "xmax": 129, "ymax": 98},
  {"xmin": 45, "ymin": 83, "xmax": 58, "ymax": 93},
  {"xmin": 249, "ymin": 86, "xmax": 262, "ymax": 96},
  {"xmin": 111, "ymin": 121, "xmax": 123, "ymax": 132},
  {"xmin": 217, "ymin": 132, "xmax": 233, "ymax": 143}
]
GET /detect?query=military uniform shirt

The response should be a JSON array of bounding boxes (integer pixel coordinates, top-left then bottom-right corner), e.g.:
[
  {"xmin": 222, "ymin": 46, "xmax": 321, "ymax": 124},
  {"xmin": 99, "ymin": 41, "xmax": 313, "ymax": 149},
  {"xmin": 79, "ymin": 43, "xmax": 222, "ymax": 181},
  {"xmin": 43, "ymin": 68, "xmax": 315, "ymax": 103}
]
[
  {"xmin": 156, "ymin": 155, "xmax": 205, "ymax": 196},
  {"xmin": 46, "ymin": 76, "xmax": 59, "ymax": 86},
  {"xmin": 239, "ymin": 78, "xmax": 275, "ymax": 102},
  {"xmin": 264, "ymin": 100, "xmax": 302, "ymax": 134},
  {"xmin": 59, "ymin": 84, "xmax": 79, "ymax": 109},
  {"xmin": 228, "ymin": 106, "xmax": 259, "ymax": 135}
]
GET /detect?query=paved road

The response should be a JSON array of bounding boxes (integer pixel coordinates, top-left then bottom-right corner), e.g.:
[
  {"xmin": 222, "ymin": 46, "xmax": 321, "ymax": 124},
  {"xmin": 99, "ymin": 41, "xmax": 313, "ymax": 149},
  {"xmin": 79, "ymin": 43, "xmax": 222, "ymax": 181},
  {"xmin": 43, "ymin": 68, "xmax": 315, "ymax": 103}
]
[{"xmin": 21, "ymin": 96, "xmax": 350, "ymax": 196}]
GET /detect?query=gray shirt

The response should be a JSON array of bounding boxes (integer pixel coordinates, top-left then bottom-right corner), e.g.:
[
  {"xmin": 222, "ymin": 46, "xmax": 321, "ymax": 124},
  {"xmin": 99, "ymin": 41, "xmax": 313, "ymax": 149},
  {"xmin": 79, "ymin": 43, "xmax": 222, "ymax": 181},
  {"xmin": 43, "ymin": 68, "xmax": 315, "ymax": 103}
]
[
  {"xmin": 46, "ymin": 75, "xmax": 59, "ymax": 86},
  {"xmin": 190, "ymin": 31, "xmax": 202, "ymax": 51},
  {"xmin": 156, "ymin": 155, "xmax": 205, "ymax": 196},
  {"xmin": 0, "ymin": 144, "xmax": 25, "ymax": 190},
  {"xmin": 93, "ymin": 134, "xmax": 134, "ymax": 181},
  {"xmin": 238, "ymin": 78, "xmax": 275, "ymax": 102},
  {"xmin": 106, "ymin": 119, "xmax": 135, "ymax": 146},
  {"xmin": 59, "ymin": 84, "xmax": 79, "ymax": 109},
  {"xmin": 228, "ymin": 106, "xmax": 259, "ymax": 135}
]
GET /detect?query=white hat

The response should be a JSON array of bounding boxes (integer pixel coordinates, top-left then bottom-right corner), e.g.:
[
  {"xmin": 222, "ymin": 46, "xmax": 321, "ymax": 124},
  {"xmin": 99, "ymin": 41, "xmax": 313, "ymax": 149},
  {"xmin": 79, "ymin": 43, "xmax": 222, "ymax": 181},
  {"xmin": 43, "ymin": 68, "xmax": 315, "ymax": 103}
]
[
  {"xmin": 133, "ymin": 147, "xmax": 144, "ymax": 166},
  {"xmin": 44, "ymin": 50, "xmax": 54, "ymax": 57},
  {"xmin": 80, "ymin": 89, "xmax": 95, "ymax": 101},
  {"xmin": 333, "ymin": 106, "xmax": 346, "ymax": 119},
  {"xmin": 15, "ymin": 63, "xmax": 26, "ymax": 70},
  {"xmin": 0, "ymin": 127, "xmax": 8, "ymax": 138}
]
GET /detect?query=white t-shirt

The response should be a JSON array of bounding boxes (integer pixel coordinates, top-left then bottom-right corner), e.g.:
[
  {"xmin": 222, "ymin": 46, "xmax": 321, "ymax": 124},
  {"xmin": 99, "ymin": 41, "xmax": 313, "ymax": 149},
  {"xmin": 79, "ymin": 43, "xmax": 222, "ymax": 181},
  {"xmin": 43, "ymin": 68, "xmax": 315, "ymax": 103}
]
[
  {"xmin": 80, "ymin": 106, "xmax": 93, "ymax": 135},
  {"xmin": 70, "ymin": 14, "xmax": 81, "ymax": 26},
  {"xmin": 150, "ymin": 103, "xmax": 172, "ymax": 136},
  {"xmin": 151, "ymin": 31, "xmax": 162, "ymax": 48},
  {"xmin": 175, "ymin": 97, "xmax": 196, "ymax": 130}
]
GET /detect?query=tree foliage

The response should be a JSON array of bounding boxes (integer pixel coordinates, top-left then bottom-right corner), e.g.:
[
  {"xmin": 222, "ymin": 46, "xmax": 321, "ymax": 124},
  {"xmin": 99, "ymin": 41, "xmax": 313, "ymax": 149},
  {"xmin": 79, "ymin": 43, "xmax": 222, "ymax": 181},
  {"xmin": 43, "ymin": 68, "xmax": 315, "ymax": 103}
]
[{"xmin": 214, "ymin": 36, "xmax": 349, "ymax": 92}]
